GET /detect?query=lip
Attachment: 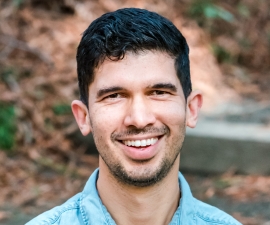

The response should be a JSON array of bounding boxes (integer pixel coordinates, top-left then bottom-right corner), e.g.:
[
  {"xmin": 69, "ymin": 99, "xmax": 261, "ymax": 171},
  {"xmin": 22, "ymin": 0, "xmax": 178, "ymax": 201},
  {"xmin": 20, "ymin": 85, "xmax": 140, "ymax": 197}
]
[{"xmin": 118, "ymin": 135, "xmax": 163, "ymax": 161}]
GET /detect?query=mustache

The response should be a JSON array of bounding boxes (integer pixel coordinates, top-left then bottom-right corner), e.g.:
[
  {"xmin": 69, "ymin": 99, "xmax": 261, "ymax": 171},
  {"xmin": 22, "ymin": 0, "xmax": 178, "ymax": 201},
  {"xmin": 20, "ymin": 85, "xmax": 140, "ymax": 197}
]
[{"xmin": 111, "ymin": 125, "xmax": 170, "ymax": 140}]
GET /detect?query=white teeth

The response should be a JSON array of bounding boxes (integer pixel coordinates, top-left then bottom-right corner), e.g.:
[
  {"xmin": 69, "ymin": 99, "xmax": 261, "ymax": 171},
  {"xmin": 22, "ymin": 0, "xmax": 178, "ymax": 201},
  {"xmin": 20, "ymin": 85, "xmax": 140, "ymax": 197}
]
[
  {"xmin": 141, "ymin": 140, "xmax": 146, "ymax": 146},
  {"xmin": 123, "ymin": 138, "xmax": 158, "ymax": 147},
  {"xmin": 135, "ymin": 140, "xmax": 140, "ymax": 147}
]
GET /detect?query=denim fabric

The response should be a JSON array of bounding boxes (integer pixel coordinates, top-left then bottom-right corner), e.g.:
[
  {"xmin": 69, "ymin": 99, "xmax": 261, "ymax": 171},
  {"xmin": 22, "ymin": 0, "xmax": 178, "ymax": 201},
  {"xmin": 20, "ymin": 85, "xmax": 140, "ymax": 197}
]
[{"xmin": 26, "ymin": 169, "xmax": 242, "ymax": 225}]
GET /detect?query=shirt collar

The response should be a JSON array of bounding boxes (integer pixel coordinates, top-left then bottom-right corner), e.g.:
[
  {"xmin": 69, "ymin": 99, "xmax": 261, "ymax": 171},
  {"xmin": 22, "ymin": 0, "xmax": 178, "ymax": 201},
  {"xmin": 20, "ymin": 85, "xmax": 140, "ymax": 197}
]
[
  {"xmin": 80, "ymin": 169, "xmax": 195, "ymax": 225},
  {"xmin": 79, "ymin": 169, "xmax": 116, "ymax": 224},
  {"xmin": 174, "ymin": 173, "xmax": 196, "ymax": 225}
]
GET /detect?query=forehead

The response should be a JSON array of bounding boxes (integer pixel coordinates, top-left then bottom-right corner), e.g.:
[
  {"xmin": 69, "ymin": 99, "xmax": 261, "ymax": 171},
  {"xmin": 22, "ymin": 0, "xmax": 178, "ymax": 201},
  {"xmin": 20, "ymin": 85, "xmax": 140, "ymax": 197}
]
[{"xmin": 92, "ymin": 51, "xmax": 180, "ymax": 86}]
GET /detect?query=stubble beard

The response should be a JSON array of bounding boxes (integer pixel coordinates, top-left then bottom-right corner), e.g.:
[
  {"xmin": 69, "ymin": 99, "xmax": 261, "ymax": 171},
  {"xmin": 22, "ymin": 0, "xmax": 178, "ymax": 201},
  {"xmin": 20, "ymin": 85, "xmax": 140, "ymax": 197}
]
[
  {"xmin": 107, "ymin": 148, "xmax": 181, "ymax": 187},
  {"xmin": 93, "ymin": 123, "xmax": 186, "ymax": 187}
]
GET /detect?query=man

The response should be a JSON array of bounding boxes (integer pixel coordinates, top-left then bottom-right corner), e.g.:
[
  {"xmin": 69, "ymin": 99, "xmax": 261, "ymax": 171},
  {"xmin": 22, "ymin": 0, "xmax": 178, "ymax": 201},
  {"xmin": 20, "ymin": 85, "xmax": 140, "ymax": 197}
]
[{"xmin": 27, "ymin": 8, "xmax": 241, "ymax": 225}]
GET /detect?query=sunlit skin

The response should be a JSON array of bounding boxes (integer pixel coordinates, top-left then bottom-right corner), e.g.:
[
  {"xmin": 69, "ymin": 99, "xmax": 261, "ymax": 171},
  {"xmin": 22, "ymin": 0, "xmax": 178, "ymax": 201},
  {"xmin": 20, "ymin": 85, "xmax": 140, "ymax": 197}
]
[{"xmin": 72, "ymin": 51, "xmax": 202, "ymax": 225}]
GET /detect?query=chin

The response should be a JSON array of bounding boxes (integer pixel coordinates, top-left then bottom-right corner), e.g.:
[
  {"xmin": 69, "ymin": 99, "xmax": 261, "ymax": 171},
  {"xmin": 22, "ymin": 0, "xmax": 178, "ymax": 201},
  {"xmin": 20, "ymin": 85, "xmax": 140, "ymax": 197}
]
[{"xmin": 109, "ymin": 156, "xmax": 177, "ymax": 187}]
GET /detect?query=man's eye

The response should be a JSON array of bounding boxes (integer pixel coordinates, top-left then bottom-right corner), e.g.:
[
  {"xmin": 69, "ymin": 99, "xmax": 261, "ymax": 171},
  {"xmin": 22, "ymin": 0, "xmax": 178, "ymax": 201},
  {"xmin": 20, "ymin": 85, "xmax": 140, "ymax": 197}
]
[
  {"xmin": 104, "ymin": 93, "xmax": 123, "ymax": 99},
  {"xmin": 108, "ymin": 93, "xmax": 120, "ymax": 98},
  {"xmin": 152, "ymin": 90, "xmax": 166, "ymax": 95}
]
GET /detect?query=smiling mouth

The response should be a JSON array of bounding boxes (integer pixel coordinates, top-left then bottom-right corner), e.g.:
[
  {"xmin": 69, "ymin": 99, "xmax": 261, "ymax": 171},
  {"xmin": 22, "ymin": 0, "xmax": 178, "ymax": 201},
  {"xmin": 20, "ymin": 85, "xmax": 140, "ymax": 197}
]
[{"xmin": 122, "ymin": 137, "xmax": 158, "ymax": 147}]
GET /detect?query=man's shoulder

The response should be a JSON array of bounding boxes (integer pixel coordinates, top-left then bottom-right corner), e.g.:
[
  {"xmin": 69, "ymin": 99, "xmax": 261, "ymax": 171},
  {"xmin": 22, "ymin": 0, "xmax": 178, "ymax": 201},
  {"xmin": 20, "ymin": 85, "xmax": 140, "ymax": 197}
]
[
  {"xmin": 25, "ymin": 193, "xmax": 82, "ymax": 225},
  {"xmin": 193, "ymin": 198, "xmax": 242, "ymax": 225}
]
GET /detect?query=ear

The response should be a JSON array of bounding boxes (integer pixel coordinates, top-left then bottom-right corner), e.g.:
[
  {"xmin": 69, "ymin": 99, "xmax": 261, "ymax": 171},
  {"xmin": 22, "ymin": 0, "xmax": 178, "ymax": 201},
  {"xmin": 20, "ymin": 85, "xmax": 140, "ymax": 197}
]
[
  {"xmin": 186, "ymin": 90, "xmax": 203, "ymax": 128},
  {"xmin": 71, "ymin": 100, "xmax": 91, "ymax": 136}
]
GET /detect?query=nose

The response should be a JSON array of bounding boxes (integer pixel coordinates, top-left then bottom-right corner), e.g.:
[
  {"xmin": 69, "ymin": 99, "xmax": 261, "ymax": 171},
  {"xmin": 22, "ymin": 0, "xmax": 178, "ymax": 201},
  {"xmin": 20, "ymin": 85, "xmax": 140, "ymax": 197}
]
[{"xmin": 124, "ymin": 96, "xmax": 156, "ymax": 129}]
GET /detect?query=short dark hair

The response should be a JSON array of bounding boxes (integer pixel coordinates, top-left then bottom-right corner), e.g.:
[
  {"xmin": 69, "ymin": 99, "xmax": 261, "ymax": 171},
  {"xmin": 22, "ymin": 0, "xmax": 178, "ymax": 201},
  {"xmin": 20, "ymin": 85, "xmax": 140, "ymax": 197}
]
[{"xmin": 76, "ymin": 8, "xmax": 192, "ymax": 106}]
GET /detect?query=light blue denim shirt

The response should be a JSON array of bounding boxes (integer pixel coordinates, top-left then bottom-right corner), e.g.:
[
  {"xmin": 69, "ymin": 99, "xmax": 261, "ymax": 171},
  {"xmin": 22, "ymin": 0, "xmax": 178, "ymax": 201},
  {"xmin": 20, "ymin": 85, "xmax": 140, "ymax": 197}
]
[{"xmin": 26, "ymin": 169, "xmax": 241, "ymax": 225}]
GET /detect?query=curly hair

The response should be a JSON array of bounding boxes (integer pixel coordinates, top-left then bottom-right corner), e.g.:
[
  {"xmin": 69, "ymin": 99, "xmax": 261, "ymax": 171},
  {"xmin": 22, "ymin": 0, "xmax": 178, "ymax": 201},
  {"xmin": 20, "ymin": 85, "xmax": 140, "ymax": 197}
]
[{"xmin": 76, "ymin": 8, "xmax": 192, "ymax": 106}]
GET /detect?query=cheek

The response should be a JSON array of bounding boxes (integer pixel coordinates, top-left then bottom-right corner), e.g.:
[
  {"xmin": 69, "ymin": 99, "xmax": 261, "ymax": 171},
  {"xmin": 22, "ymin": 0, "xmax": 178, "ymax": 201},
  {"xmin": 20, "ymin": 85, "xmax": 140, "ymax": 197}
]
[
  {"xmin": 90, "ymin": 106, "xmax": 124, "ymax": 134},
  {"xmin": 155, "ymin": 102, "xmax": 186, "ymax": 126}
]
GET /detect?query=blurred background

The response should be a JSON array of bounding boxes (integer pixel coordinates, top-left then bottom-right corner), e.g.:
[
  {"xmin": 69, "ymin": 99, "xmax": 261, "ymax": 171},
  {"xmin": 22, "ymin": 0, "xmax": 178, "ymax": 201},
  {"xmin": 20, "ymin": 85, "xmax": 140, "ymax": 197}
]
[{"xmin": 0, "ymin": 0, "xmax": 270, "ymax": 224}]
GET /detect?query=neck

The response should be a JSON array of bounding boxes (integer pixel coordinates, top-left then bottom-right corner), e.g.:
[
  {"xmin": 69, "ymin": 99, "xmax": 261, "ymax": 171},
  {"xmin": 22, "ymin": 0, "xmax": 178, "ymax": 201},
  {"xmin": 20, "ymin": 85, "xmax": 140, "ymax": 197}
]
[{"xmin": 97, "ymin": 156, "xmax": 181, "ymax": 225}]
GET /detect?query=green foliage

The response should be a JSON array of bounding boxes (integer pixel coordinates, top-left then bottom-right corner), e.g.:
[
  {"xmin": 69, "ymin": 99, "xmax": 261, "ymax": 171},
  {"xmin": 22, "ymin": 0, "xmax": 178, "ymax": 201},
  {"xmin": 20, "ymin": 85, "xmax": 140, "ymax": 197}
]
[
  {"xmin": 214, "ymin": 178, "xmax": 231, "ymax": 189},
  {"xmin": 189, "ymin": 0, "xmax": 234, "ymax": 23},
  {"xmin": 239, "ymin": 38, "xmax": 252, "ymax": 49},
  {"xmin": 237, "ymin": 3, "xmax": 250, "ymax": 18},
  {"xmin": 12, "ymin": 0, "xmax": 25, "ymax": 8},
  {"xmin": 0, "ymin": 103, "xmax": 16, "ymax": 151},
  {"xmin": 44, "ymin": 117, "xmax": 54, "ymax": 131},
  {"xmin": 0, "ymin": 67, "xmax": 16, "ymax": 82},
  {"xmin": 52, "ymin": 103, "xmax": 72, "ymax": 115},
  {"xmin": 211, "ymin": 44, "xmax": 232, "ymax": 63},
  {"xmin": 267, "ymin": 31, "xmax": 270, "ymax": 45},
  {"xmin": 37, "ymin": 157, "xmax": 67, "ymax": 174}
]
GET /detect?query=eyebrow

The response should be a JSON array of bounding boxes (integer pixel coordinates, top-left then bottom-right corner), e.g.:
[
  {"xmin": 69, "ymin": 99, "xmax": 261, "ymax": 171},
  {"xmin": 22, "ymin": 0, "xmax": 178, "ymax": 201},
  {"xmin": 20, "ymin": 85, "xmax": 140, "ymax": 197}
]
[
  {"xmin": 149, "ymin": 83, "xmax": 177, "ymax": 92},
  {"xmin": 96, "ymin": 86, "xmax": 124, "ymax": 98}
]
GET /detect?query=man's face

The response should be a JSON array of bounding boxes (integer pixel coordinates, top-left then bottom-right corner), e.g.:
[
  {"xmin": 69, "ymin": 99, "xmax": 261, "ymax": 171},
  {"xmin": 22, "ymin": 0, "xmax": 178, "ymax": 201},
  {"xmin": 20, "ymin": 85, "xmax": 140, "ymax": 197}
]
[{"xmin": 87, "ymin": 51, "xmax": 188, "ymax": 187}]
